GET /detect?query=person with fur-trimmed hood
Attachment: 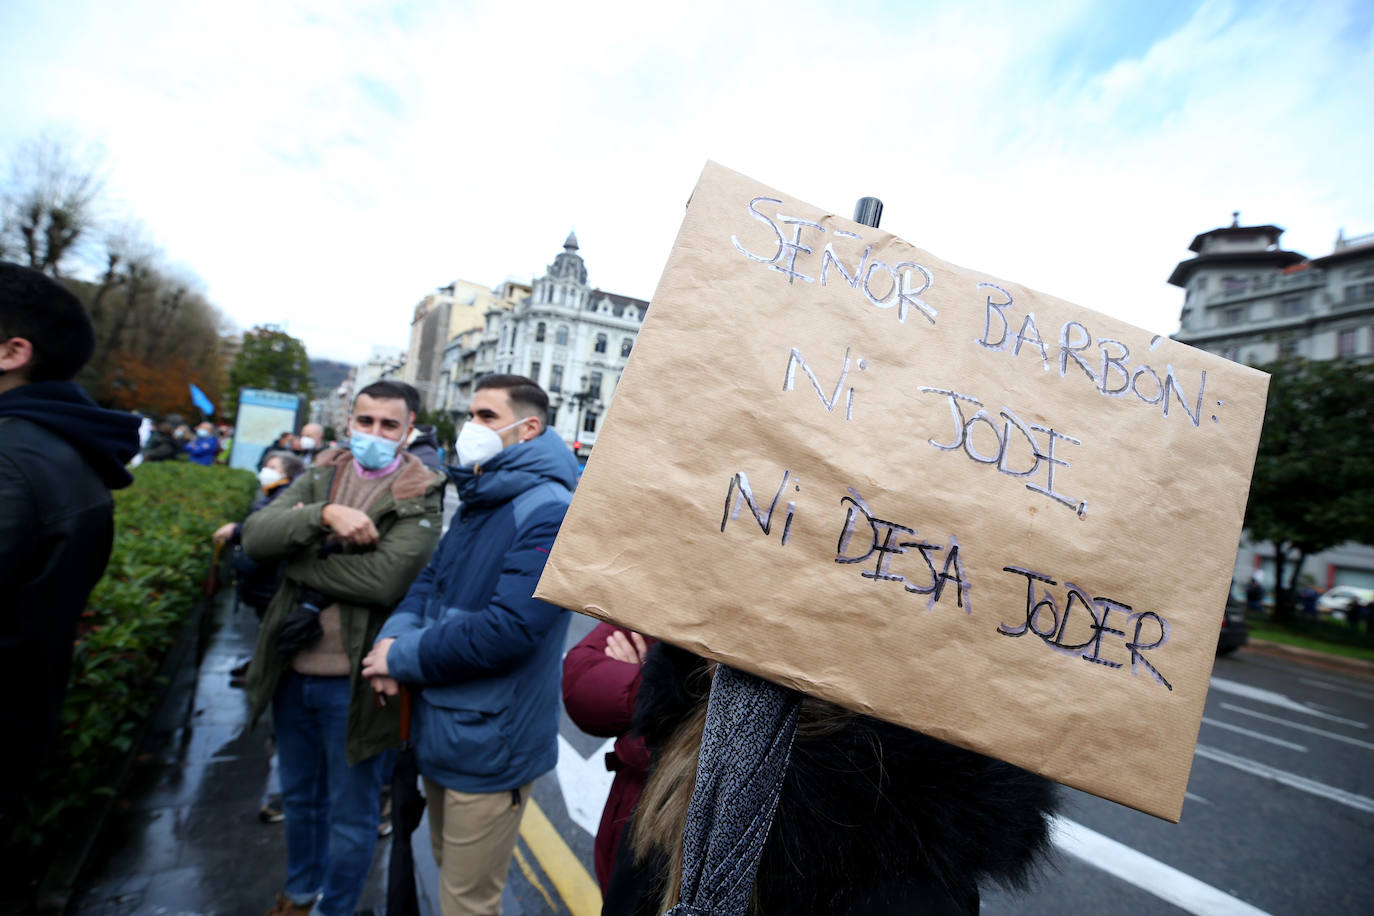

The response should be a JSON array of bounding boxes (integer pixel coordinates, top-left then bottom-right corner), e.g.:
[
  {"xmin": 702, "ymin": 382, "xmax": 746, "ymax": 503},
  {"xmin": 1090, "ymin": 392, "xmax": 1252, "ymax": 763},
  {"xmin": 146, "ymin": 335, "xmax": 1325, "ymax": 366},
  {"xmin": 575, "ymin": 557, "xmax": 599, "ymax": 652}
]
[
  {"xmin": 602, "ymin": 643, "xmax": 1059, "ymax": 916},
  {"xmin": 243, "ymin": 380, "xmax": 444, "ymax": 916}
]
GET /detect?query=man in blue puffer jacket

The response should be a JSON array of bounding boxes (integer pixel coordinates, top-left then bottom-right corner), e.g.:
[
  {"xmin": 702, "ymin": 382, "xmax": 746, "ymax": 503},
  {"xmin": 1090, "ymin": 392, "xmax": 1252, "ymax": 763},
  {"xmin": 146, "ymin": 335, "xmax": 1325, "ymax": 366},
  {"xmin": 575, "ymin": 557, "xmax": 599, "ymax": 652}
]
[{"xmin": 362, "ymin": 373, "xmax": 578, "ymax": 916}]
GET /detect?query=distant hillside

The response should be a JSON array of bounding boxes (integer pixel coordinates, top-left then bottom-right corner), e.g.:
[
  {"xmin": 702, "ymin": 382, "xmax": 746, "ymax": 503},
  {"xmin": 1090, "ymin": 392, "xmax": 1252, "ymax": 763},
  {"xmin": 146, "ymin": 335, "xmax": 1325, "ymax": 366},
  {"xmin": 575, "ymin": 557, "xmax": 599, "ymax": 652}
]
[{"xmin": 310, "ymin": 359, "xmax": 351, "ymax": 393}]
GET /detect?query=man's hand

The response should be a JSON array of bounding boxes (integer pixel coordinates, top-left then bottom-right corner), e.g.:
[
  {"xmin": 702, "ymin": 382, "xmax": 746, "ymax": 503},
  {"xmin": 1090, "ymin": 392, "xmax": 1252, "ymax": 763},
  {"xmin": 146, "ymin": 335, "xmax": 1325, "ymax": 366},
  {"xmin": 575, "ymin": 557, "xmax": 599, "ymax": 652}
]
[
  {"xmin": 362, "ymin": 637, "xmax": 395, "ymax": 678},
  {"xmin": 322, "ymin": 504, "xmax": 379, "ymax": 547},
  {"xmin": 212, "ymin": 522, "xmax": 237, "ymax": 543},
  {"xmin": 370, "ymin": 675, "xmax": 400, "ymax": 697},
  {"xmin": 605, "ymin": 629, "xmax": 648, "ymax": 665}
]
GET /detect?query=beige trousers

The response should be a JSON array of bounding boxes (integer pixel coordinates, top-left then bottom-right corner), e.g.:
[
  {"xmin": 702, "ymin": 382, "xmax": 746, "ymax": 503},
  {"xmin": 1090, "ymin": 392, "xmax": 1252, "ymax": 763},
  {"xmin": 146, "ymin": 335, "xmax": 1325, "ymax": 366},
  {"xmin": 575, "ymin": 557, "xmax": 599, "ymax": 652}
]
[{"xmin": 423, "ymin": 777, "xmax": 532, "ymax": 916}]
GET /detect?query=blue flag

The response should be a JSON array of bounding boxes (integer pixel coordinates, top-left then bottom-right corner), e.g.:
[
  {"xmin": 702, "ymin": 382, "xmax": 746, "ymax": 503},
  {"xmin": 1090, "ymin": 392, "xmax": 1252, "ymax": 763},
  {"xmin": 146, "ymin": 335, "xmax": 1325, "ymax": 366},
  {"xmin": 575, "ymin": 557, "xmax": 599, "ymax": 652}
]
[{"xmin": 189, "ymin": 383, "xmax": 215, "ymax": 416}]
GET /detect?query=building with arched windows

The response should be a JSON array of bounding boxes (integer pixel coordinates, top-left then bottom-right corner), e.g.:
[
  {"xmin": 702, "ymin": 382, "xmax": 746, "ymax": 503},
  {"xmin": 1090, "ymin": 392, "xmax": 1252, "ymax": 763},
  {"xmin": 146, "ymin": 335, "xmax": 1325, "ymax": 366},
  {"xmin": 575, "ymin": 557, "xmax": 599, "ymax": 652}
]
[{"xmin": 439, "ymin": 232, "xmax": 648, "ymax": 458}]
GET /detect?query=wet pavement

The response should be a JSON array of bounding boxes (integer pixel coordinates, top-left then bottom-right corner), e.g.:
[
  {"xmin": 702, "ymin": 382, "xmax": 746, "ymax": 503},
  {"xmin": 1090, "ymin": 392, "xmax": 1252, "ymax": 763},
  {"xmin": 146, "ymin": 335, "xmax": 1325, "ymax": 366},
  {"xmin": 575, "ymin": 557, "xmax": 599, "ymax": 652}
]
[{"xmin": 66, "ymin": 588, "xmax": 524, "ymax": 916}]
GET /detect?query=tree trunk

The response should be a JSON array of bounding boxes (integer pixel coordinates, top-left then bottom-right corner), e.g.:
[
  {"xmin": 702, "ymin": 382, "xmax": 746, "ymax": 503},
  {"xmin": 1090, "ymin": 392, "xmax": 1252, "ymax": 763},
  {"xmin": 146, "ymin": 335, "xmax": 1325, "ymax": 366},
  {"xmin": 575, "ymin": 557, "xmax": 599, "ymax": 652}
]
[{"xmin": 1271, "ymin": 544, "xmax": 1292, "ymax": 624}]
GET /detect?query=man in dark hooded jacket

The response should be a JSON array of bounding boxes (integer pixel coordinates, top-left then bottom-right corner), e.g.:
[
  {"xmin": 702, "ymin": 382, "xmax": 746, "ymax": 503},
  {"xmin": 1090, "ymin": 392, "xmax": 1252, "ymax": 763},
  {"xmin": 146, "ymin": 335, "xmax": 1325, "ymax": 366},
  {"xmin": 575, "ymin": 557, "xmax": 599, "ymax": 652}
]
[
  {"xmin": 362, "ymin": 373, "xmax": 579, "ymax": 916},
  {"xmin": 0, "ymin": 262, "xmax": 141, "ymax": 833}
]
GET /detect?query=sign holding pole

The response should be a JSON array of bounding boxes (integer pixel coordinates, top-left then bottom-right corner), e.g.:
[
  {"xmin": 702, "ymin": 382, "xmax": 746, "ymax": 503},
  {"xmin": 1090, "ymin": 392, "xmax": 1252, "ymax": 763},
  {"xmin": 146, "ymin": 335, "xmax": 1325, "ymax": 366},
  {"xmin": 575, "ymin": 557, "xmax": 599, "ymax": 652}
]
[{"xmin": 536, "ymin": 161, "xmax": 1269, "ymax": 821}]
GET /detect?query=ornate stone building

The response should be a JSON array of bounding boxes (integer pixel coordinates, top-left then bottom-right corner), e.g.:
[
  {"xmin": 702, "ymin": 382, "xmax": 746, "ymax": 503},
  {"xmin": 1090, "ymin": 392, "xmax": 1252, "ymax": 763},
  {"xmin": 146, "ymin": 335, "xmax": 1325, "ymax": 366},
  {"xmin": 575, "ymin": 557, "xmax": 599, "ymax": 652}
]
[{"xmin": 440, "ymin": 233, "xmax": 647, "ymax": 458}]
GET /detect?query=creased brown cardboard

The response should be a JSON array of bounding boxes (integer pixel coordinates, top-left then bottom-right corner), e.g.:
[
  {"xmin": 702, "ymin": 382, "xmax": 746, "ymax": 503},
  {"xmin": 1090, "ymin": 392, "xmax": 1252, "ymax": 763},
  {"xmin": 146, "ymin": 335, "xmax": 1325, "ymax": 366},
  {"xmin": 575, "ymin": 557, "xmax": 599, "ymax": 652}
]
[{"xmin": 535, "ymin": 161, "xmax": 1269, "ymax": 822}]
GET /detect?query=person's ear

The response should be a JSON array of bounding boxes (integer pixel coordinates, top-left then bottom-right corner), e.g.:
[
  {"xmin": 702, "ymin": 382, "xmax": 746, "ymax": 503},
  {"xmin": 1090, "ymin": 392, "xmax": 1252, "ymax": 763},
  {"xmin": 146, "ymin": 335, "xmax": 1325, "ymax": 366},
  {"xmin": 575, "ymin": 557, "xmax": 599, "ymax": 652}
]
[
  {"xmin": 0, "ymin": 337, "xmax": 34, "ymax": 374},
  {"xmin": 522, "ymin": 417, "xmax": 542, "ymax": 442}
]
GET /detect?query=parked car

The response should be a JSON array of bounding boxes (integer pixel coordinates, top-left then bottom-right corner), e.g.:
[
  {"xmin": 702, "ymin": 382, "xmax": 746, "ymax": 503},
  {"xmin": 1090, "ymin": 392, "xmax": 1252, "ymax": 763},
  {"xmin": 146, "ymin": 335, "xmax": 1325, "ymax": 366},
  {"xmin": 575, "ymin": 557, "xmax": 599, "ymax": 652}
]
[
  {"xmin": 1218, "ymin": 581, "xmax": 1249, "ymax": 655},
  {"xmin": 1315, "ymin": 585, "xmax": 1374, "ymax": 620}
]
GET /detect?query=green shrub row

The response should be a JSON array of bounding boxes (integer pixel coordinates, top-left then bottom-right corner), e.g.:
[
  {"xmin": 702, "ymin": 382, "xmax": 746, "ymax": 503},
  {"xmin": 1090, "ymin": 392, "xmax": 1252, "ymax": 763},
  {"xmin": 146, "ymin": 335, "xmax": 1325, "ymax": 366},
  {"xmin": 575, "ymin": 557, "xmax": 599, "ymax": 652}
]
[{"xmin": 4, "ymin": 461, "xmax": 256, "ymax": 862}]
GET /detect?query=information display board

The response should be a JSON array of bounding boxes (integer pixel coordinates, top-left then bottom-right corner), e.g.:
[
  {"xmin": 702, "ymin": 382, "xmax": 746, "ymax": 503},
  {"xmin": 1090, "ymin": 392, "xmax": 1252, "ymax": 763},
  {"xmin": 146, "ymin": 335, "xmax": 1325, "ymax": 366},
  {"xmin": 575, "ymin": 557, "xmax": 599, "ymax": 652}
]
[{"xmin": 229, "ymin": 389, "xmax": 302, "ymax": 471}]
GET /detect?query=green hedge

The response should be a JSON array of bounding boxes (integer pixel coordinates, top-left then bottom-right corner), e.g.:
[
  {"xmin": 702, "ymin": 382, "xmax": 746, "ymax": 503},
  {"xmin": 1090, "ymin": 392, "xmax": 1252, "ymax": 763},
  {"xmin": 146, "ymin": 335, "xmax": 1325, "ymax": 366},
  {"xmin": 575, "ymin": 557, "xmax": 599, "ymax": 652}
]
[{"xmin": 4, "ymin": 461, "xmax": 256, "ymax": 861}]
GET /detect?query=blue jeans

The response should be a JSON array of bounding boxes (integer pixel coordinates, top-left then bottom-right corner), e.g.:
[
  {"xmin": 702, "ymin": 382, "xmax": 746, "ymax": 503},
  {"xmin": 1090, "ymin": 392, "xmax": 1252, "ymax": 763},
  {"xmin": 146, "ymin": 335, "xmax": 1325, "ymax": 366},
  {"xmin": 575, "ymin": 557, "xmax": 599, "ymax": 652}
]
[{"xmin": 273, "ymin": 672, "xmax": 384, "ymax": 916}]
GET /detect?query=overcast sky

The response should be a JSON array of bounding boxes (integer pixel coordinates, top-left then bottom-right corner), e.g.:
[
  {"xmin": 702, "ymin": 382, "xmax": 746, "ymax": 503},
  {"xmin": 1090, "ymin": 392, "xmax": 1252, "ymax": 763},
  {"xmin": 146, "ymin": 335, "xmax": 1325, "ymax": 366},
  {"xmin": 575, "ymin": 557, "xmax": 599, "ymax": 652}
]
[{"xmin": 2, "ymin": 0, "xmax": 1370, "ymax": 364}]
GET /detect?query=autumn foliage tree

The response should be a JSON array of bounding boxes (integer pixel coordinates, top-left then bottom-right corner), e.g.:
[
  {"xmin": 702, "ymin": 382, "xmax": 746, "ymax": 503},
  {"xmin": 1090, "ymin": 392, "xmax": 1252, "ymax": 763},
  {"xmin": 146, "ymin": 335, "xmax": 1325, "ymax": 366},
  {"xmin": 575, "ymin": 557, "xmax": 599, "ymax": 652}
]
[{"xmin": 3, "ymin": 133, "xmax": 229, "ymax": 419}]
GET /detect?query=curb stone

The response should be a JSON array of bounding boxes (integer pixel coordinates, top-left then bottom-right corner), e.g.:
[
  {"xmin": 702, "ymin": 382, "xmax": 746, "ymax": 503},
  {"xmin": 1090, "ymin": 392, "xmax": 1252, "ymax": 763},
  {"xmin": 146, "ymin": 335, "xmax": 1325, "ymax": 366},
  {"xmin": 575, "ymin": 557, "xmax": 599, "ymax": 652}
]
[{"xmin": 1244, "ymin": 637, "xmax": 1374, "ymax": 680}]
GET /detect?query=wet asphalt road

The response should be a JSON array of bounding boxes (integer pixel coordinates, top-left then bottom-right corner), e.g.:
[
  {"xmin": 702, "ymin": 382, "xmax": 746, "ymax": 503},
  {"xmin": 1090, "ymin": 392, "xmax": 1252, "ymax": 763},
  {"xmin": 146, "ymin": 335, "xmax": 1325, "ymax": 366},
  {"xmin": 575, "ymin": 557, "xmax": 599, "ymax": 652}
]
[{"xmin": 69, "ymin": 571, "xmax": 1372, "ymax": 915}]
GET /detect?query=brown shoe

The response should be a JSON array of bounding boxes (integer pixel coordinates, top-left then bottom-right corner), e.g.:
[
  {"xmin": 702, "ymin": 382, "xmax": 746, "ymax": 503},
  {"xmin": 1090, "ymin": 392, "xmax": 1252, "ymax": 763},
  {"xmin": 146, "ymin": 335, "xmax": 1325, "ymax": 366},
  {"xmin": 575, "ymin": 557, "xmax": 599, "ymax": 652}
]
[{"xmin": 265, "ymin": 891, "xmax": 314, "ymax": 915}]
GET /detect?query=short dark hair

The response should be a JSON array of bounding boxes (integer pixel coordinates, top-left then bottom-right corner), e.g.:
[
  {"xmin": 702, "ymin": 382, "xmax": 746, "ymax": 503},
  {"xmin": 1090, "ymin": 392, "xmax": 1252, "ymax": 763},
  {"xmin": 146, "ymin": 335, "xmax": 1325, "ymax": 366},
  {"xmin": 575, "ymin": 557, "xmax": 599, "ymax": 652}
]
[
  {"xmin": 475, "ymin": 373, "xmax": 549, "ymax": 426},
  {"xmin": 0, "ymin": 261, "xmax": 96, "ymax": 381},
  {"xmin": 395, "ymin": 381, "xmax": 422, "ymax": 416},
  {"xmin": 354, "ymin": 380, "xmax": 415, "ymax": 414}
]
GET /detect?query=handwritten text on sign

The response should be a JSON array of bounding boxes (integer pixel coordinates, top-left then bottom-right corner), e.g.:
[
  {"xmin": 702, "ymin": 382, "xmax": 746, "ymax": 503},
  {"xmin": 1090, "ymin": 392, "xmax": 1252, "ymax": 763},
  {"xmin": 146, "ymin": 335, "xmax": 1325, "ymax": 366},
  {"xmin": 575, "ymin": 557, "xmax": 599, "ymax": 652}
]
[
  {"xmin": 534, "ymin": 161, "xmax": 1270, "ymax": 821},
  {"xmin": 739, "ymin": 196, "xmax": 1221, "ymax": 522}
]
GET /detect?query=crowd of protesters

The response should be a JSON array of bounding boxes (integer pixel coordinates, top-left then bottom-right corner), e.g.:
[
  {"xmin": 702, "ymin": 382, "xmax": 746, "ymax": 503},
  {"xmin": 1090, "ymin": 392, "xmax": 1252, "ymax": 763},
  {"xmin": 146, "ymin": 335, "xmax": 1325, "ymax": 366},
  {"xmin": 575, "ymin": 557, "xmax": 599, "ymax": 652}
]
[{"xmin": 3, "ymin": 256, "xmax": 1069, "ymax": 916}]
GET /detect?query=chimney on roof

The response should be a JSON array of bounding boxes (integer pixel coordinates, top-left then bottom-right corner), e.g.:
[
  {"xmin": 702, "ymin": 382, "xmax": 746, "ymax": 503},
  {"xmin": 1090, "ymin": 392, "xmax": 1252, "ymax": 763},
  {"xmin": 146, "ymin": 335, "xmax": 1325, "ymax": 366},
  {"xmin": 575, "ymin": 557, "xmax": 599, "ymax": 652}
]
[{"xmin": 1231, "ymin": 211, "xmax": 1240, "ymax": 227}]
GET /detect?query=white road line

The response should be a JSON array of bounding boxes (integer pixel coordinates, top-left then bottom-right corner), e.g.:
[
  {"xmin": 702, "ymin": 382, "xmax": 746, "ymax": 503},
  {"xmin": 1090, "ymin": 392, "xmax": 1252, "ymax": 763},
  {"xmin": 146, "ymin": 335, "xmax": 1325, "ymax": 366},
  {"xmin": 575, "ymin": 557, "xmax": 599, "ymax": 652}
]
[
  {"xmin": 555, "ymin": 735, "xmax": 616, "ymax": 838},
  {"xmin": 1051, "ymin": 817, "xmax": 1269, "ymax": 916},
  {"xmin": 1220, "ymin": 703, "xmax": 1374, "ymax": 751},
  {"xmin": 1201, "ymin": 716, "xmax": 1307, "ymax": 751},
  {"xmin": 1193, "ymin": 744, "xmax": 1374, "ymax": 814},
  {"xmin": 1298, "ymin": 677, "xmax": 1374, "ymax": 702},
  {"xmin": 1184, "ymin": 792, "xmax": 1212, "ymax": 807},
  {"xmin": 1209, "ymin": 677, "xmax": 1368, "ymax": 728}
]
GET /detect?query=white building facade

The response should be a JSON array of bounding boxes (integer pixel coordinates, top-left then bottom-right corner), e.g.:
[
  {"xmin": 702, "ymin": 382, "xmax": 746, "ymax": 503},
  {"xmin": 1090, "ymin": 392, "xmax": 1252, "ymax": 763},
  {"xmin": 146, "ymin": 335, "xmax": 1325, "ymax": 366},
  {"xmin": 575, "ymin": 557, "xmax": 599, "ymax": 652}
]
[
  {"xmin": 1171, "ymin": 216, "xmax": 1374, "ymax": 592},
  {"xmin": 442, "ymin": 233, "xmax": 648, "ymax": 459}
]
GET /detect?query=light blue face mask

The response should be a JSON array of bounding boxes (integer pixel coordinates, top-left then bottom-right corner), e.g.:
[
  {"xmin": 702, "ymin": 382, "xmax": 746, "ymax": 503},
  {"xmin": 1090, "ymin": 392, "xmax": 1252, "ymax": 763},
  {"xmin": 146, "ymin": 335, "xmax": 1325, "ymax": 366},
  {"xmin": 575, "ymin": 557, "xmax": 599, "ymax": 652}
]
[{"xmin": 349, "ymin": 429, "xmax": 400, "ymax": 470}]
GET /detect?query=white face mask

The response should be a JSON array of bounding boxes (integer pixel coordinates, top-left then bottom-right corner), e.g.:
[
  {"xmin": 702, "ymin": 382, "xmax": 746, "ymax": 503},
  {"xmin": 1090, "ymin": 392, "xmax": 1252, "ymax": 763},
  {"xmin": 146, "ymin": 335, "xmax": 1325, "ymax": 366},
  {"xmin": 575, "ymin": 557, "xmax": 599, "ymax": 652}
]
[
  {"xmin": 258, "ymin": 467, "xmax": 284, "ymax": 488},
  {"xmin": 455, "ymin": 417, "xmax": 533, "ymax": 467},
  {"xmin": 299, "ymin": 436, "xmax": 317, "ymax": 451}
]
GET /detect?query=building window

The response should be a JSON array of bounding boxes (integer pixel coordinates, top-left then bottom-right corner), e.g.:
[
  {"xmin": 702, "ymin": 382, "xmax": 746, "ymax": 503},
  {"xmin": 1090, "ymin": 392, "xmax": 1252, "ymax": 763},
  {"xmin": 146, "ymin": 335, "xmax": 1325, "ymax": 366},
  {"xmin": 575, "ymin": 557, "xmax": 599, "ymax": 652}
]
[
  {"xmin": 620, "ymin": 337, "xmax": 632, "ymax": 358},
  {"xmin": 1220, "ymin": 347, "xmax": 1238, "ymax": 362},
  {"xmin": 1365, "ymin": 281, "xmax": 1374, "ymax": 297},
  {"xmin": 1222, "ymin": 306, "xmax": 1244, "ymax": 325},
  {"xmin": 583, "ymin": 411, "xmax": 598, "ymax": 433},
  {"xmin": 1279, "ymin": 337, "xmax": 1301, "ymax": 358},
  {"xmin": 556, "ymin": 325, "xmax": 569, "ymax": 346},
  {"xmin": 1279, "ymin": 296, "xmax": 1304, "ymax": 317},
  {"xmin": 1223, "ymin": 276, "xmax": 1246, "ymax": 292},
  {"xmin": 549, "ymin": 406, "xmax": 558, "ymax": 426},
  {"xmin": 1346, "ymin": 285, "xmax": 1359, "ymax": 302},
  {"xmin": 529, "ymin": 361, "xmax": 541, "ymax": 384},
  {"xmin": 594, "ymin": 333, "xmax": 607, "ymax": 354},
  {"xmin": 1195, "ymin": 277, "xmax": 1208, "ymax": 291},
  {"xmin": 550, "ymin": 365, "xmax": 563, "ymax": 392},
  {"xmin": 536, "ymin": 322, "xmax": 546, "ymax": 342},
  {"xmin": 589, "ymin": 371, "xmax": 603, "ymax": 398},
  {"xmin": 1338, "ymin": 329, "xmax": 1358, "ymax": 358}
]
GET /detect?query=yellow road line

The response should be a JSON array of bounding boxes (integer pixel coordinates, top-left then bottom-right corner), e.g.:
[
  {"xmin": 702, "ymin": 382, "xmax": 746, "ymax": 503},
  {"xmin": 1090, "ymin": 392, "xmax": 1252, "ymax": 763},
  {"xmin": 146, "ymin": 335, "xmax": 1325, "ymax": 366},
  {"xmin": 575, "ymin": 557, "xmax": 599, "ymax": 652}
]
[
  {"xmin": 518, "ymin": 798, "xmax": 603, "ymax": 916},
  {"xmin": 513, "ymin": 843, "xmax": 558, "ymax": 912}
]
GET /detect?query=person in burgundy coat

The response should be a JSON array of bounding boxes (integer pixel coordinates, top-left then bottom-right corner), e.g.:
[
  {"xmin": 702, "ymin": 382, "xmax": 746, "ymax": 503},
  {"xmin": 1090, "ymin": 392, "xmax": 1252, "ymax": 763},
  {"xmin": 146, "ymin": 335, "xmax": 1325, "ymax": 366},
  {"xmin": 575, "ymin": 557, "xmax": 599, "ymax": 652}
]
[{"xmin": 561, "ymin": 622, "xmax": 656, "ymax": 893}]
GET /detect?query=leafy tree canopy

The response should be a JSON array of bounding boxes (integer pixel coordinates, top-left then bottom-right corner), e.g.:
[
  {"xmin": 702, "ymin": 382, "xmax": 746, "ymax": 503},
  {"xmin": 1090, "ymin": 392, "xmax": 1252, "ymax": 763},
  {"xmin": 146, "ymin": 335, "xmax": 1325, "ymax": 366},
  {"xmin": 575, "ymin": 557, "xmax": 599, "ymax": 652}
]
[
  {"xmin": 227, "ymin": 325, "xmax": 312, "ymax": 418},
  {"xmin": 1244, "ymin": 356, "xmax": 1374, "ymax": 619}
]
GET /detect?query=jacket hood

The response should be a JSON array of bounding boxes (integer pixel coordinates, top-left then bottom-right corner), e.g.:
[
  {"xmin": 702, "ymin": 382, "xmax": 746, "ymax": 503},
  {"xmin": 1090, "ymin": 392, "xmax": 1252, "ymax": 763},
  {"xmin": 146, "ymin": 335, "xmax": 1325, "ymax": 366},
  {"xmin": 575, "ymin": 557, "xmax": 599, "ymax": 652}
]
[
  {"xmin": 450, "ymin": 428, "xmax": 579, "ymax": 509},
  {"xmin": 0, "ymin": 381, "xmax": 142, "ymax": 489}
]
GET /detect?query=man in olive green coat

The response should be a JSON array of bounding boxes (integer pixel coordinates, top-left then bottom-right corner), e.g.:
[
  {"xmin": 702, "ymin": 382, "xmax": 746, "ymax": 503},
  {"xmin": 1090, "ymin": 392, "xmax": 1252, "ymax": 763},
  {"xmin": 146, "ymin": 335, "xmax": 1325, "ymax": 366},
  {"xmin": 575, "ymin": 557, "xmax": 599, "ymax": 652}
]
[{"xmin": 243, "ymin": 380, "xmax": 443, "ymax": 916}]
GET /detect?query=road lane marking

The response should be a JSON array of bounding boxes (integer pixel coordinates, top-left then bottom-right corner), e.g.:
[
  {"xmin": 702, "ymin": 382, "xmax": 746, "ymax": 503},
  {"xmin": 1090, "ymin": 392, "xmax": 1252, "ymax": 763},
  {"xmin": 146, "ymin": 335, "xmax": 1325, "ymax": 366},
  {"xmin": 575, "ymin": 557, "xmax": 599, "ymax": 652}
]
[
  {"xmin": 557, "ymin": 735, "xmax": 616, "ymax": 837},
  {"xmin": 1183, "ymin": 792, "xmax": 1212, "ymax": 807},
  {"xmin": 513, "ymin": 842, "xmax": 559, "ymax": 912},
  {"xmin": 1298, "ymin": 677, "xmax": 1374, "ymax": 702},
  {"xmin": 1209, "ymin": 677, "xmax": 1368, "ymax": 728},
  {"xmin": 1051, "ymin": 817, "xmax": 1270, "ymax": 915},
  {"xmin": 1193, "ymin": 744, "xmax": 1374, "ymax": 814},
  {"xmin": 1201, "ymin": 716, "xmax": 1307, "ymax": 751},
  {"xmin": 519, "ymin": 798, "xmax": 603, "ymax": 916},
  {"xmin": 1220, "ymin": 703, "xmax": 1374, "ymax": 750}
]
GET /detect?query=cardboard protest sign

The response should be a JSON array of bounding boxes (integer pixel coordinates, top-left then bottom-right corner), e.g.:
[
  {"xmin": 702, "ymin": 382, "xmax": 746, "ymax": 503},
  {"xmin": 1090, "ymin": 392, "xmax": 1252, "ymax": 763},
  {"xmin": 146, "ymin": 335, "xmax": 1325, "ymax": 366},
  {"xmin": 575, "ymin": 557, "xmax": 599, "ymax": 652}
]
[{"xmin": 535, "ymin": 161, "xmax": 1268, "ymax": 821}]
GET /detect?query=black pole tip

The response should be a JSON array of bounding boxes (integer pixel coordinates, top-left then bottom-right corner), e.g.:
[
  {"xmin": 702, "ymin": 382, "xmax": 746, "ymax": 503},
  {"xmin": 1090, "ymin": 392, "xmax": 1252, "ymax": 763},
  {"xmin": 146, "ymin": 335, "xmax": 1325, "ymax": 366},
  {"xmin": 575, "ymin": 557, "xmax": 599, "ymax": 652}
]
[{"xmin": 853, "ymin": 197, "xmax": 884, "ymax": 229}]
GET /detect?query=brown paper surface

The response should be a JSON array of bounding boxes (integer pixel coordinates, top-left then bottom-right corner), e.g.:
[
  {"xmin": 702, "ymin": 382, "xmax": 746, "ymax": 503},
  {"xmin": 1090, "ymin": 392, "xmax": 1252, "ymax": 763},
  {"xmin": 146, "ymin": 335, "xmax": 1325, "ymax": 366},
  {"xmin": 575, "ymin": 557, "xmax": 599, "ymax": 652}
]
[{"xmin": 535, "ymin": 161, "xmax": 1269, "ymax": 822}]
